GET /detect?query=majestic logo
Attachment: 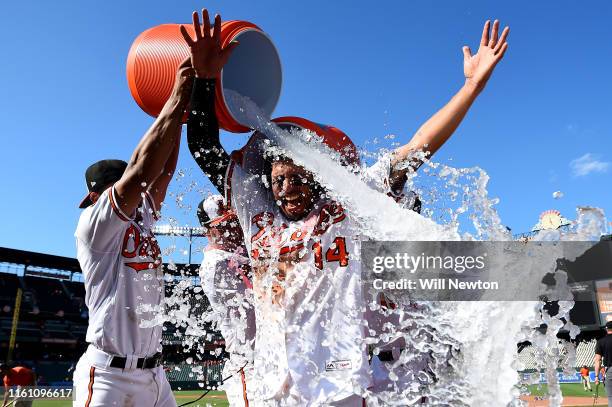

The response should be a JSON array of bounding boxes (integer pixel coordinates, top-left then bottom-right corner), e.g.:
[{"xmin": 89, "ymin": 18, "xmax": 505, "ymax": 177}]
[
  {"xmin": 325, "ymin": 360, "xmax": 352, "ymax": 372},
  {"xmin": 121, "ymin": 224, "xmax": 161, "ymax": 272}
]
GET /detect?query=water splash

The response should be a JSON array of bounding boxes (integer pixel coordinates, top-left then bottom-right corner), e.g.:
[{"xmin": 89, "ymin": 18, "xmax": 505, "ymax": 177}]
[{"xmin": 139, "ymin": 91, "xmax": 610, "ymax": 406}]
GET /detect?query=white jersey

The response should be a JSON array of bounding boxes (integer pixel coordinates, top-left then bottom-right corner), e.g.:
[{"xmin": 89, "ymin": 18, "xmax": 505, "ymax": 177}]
[
  {"xmin": 199, "ymin": 248, "xmax": 255, "ymax": 370},
  {"xmin": 200, "ymin": 248, "xmax": 255, "ymax": 405},
  {"xmin": 75, "ymin": 185, "xmax": 164, "ymax": 357},
  {"xmin": 227, "ymin": 155, "xmax": 393, "ymax": 404}
]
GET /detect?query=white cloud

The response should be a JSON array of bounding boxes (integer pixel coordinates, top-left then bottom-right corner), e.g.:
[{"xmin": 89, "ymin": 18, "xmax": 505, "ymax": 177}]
[{"xmin": 570, "ymin": 153, "xmax": 610, "ymax": 177}]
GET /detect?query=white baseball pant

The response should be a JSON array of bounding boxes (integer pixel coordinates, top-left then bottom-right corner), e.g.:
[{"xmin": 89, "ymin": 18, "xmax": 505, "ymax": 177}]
[
  {"xmin": 221, "ymin": 365, "xmax": 252, "ymax": 407},
  {"xmin": 72, "ymin": 346, "xmax": 176, "ymax": 407}
]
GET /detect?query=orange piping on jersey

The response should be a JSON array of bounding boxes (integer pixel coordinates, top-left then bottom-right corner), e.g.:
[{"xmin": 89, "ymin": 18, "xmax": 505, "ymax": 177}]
[
  {"xmin": 85, "ymin": 366, "xmax": 95, "ymax": 407},
  {"xmin": 225, "ymin": 158, "xmax": 238, "ymax": 208},
  {"xmin": 108, "ymin": 186, "xmax": 130, "ymax": 222},
  {"xmin": 240, "ymin": 368, "xmax": 249, "ymax": 407},
  {"xmin": 145, "ymin": 191, "xmax": 160, "ymax": 220}
]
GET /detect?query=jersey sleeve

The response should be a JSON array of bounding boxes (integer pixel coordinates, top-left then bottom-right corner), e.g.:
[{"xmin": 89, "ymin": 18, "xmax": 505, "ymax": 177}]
[
  {"xmin": 200, "ymin": 251, "xmax": 242, "ymax": 316},
  {"xmin": 74, "ymin": 186, "xmax": 131, "ymax": 253},
  {"xmin": 227, "ymin": 160, "xmax": 272, "ymax": 255},
  {"xmin": 361, "ymin": 153, "xmax": 396, "ymax": 196},
  {"xmin": 361, "ymin": 153, "xmax": 421, "ymax": 211},
  {"xmin": 200, "ymin": 250, "xmax": 222, "ymax": 311},
  {"xmin": 142, "ymin": 190, "xmax": 160, "ymax": 226}
]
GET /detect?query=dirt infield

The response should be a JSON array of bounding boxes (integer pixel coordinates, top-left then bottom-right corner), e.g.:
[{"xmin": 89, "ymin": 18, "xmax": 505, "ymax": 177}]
[{"xmin": 521, "ymin": 395, "xmax": 608, "ymax": 406}]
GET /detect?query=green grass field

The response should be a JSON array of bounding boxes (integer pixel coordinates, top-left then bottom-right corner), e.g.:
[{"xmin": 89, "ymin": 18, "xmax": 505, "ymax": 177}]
[
  {"xmin": 527, "ymin": 382, "xmax": 608, "ymax": 398},
  {"xmin": 12, "ymin": 384, "xmax": 607, "ymax": 406},
  {"xmin": 172, "ymin": 390, "xmax": 229, "ymax": 407},
  {"xmin": 21, "ymin": 390, "xmax": 229, "ymax": 407}
]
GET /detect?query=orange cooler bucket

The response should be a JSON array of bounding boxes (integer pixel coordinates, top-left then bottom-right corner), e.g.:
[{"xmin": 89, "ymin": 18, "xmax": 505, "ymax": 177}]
[{"xmin": 126, "ymin": 21, "xmax": 282, "ymax": 132}]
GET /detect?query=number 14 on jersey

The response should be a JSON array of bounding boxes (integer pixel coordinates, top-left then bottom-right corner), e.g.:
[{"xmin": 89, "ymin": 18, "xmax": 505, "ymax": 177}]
[{"xmin": 312, "ymin": 237, "xmax": 349, "ymax": 270}]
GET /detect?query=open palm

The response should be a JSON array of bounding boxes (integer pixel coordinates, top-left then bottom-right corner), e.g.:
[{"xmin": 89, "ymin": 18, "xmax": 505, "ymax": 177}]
[
  {"xmin": 463, "ymin": 20, "xmax": 509, "ymax": 90},
  {"xmin": 180, "ymin": 9, "xmax": 239, "ymax": 79}
]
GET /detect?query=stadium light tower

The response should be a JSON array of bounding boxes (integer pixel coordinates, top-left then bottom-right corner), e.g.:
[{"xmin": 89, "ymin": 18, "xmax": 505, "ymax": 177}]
[{"xmin": 152, "ymin": 225, "xmax": 207, "ymax": 264}]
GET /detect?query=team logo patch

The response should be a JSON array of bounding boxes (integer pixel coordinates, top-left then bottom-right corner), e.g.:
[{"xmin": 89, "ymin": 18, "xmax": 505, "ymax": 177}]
[{"xmin": 325, "ymin": 360, "xmax": 352, "ymax": 371}]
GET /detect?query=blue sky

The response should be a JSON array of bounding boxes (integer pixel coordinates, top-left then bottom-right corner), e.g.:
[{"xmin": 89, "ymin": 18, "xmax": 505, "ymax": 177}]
[{"xmin": 1, "ymin": 1, "xmax": 611, "ymax": 262}]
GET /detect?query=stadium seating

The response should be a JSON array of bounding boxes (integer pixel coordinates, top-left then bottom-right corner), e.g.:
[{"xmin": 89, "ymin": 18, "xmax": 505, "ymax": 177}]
[
  {"xmin": 575, "ymin": 339, "xmax": 597, "ymax": 367},
  {"xmin": 0, "ymin": 273, "xmax": 19, "ymax": 310},
  {"xmin": 517, "ymin": 339, "xmax": 599, "ymax": 370},
  {"xmin": 165, "ymin": 362, "xmax": 225, "ymax": 389},
  {"xmin": 23, "ymin": 276, "xmax": 75, "ymax": 316}
]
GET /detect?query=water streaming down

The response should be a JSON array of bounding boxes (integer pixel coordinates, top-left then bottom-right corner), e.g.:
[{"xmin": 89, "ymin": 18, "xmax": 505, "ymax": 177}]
[{"xmin": 148, "ymin": 90, "xmax": 609, "ymax": 405}]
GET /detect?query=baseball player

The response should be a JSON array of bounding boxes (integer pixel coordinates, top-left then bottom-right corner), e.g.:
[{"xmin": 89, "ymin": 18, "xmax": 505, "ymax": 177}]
[
  {"xmin": 186, "ymin": 13, "xmax": 509, "ymax": 404},
  {"xmin": 1, "ymin": 364, "xmax": 36, "ymax": 407},
  {"xmin": 228, "ymin": 135, "xmax": 413, "ymax": 405},
  {"xmin": 198, "ymin": 196, "xmax": 255, "ymax": 406},
  {"xmin": 180, "ymin": 11, "xmax": 254, "ymax": 404},
  {"xmin": 72, "ymin": 55, "xmax": 194, "ymax": 406}
]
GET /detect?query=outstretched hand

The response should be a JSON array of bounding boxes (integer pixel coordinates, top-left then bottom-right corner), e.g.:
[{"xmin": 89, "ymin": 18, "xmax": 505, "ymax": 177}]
[
  {"xmin": 463, "ymin": 20, "xmax": 509, "ymax": 91},
  {"xmin": 180, "ymin": 9, "xmax": 239, "ymax": 79}
]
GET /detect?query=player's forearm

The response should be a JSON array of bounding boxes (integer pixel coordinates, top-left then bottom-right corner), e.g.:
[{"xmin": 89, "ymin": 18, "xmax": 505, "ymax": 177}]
[
  {"xmin": 114, "ymin": 92, "xmax": 187, "ymax": 215},
  {"xmin": 391, "ymin": 81, "xmax": 479, "ymax": 176},
  {"xmin": 163, "ymin": 133, "xmax": 181, "ymax": 180},
  {"xmin": 595, "ymin": 359, "xmax": 601, "ymax": 379},
  {"xmin": 187, "ymin": 77, "xmax": 230, "ymax": 194},
  {"xmin": 129, "ymin": 100, "xmax": 184, "ymax": 186},
  {"xmin": 114, "ymin": 59, "xmax": 193, "ymax": 215},
  {"xmin": 149, "ymin": 129, "xmax": 181, "ymax": 207},
  {"xmin": 410, "ymin": 81, "xmax": 479, "ymax": 154}
]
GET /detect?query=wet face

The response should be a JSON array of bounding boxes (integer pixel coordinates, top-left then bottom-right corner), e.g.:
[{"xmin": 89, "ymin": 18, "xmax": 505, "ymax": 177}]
[{"xmin": 271, "ymin": 160, "xmax": 317, "ymax": 221}]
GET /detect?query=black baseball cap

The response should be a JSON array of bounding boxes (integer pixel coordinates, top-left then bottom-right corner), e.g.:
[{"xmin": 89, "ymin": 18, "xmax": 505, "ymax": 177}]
[
  {"xmin": 79, "ymin": 159, "xmax": 128, "ymax": 208},
  {"xmin": 606, "ymin": 321, "xmax": 612, "ymax": 330}
]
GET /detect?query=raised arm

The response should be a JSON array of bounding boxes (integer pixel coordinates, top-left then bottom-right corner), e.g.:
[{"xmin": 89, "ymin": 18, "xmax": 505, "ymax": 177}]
[
  {"xmin": 182, "ymin": 10, "xmax": 238, "ymax": 194},
  {"xmin": 389, "ymin": 20, "xmax": 509, "ymax": 191},
  {"xmin": 148, "ymin": 130, "xmax": 180, "ymax": 210},
  {"xmin": 114, "ymin": 58, "xmax": 194, "ymax": 216},
  {"xmin": 187, "ymin": 77, "xmax": 230, "ymax": 194}
]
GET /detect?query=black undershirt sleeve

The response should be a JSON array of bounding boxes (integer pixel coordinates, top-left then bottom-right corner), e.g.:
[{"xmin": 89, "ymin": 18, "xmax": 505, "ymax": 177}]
[{"xmin": 187, "ymin": 78, "xmax": 230, "ymax": 195}]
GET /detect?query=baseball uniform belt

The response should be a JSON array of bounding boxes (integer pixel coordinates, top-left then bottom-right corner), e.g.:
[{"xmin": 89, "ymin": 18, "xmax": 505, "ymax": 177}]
[
  {"xmin": 86, "ymin": 345, "xmax": 163, "ymax": 370},
  {"xmin": 109, "ymin": 353, "xmax": 163, "ymax": 369}
]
